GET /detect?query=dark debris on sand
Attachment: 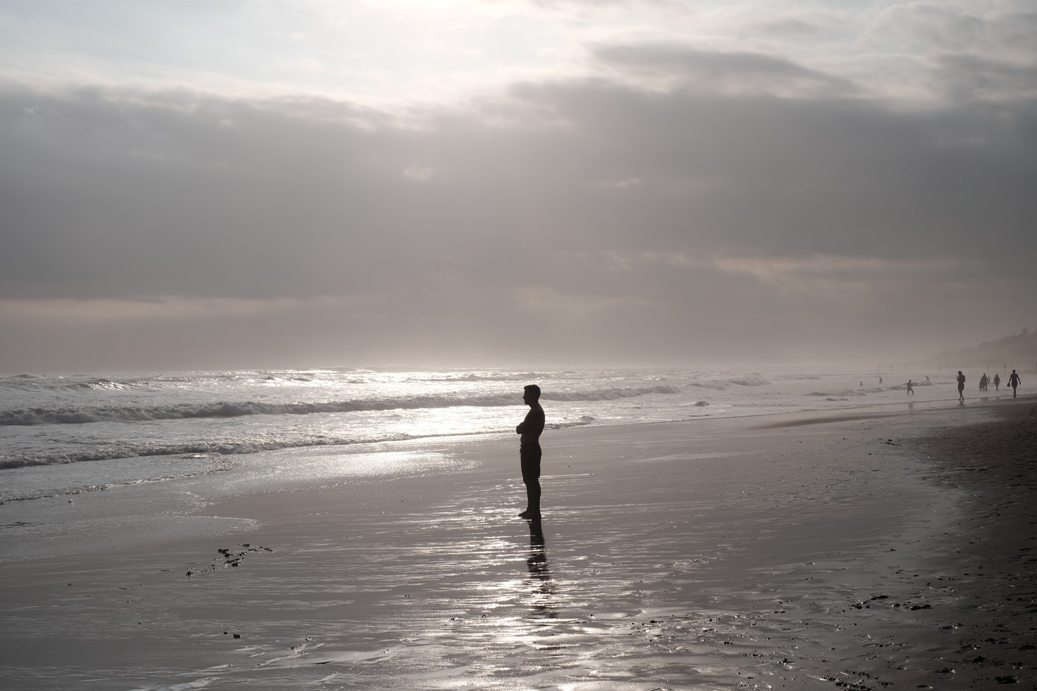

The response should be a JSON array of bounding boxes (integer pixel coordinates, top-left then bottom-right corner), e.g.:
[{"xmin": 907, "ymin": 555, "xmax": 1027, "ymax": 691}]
[
  {"xmin": 711, "ymin": 405, "xmax": 1037, "ymax": 691},
  {"xmin": 897, "ymin": 404, "xmax": 1037, "ymax": 688},
  {"xmin": 185, "ymin": 543, "xmax": 273, "ymax": 577}
]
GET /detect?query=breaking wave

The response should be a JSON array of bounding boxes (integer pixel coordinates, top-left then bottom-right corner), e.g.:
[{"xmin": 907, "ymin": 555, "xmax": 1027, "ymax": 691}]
[
  {"xmin": 0, "ymin": 415, "xmax": 597, "ymax": 470},
  {"xmin": 0, "ymin": 434, "xmax": 408, "ymax": 470},
  {"xmin": 806, "ymin": 387, "xmax": 884, "ymax": 397},
  {"xmin": 0, "ymin": 387, "xmax": 674, "ymax": 426},
  {"xmin": 544, "ymin": 385, "xmax": 678, "ymax": 402},
  {"xmin": 727, "ymin": 373, "xmax": 770, "ymax": 386},
  {"xmin": 688, "ymin": 373, "xmax": 771, "ymax": 390}
]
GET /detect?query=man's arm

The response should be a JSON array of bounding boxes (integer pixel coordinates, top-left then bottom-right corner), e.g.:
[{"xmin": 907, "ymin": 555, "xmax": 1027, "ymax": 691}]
[
  {"xmin": 517, "ymin": 409, "xmax": 532, "ymax": 434},
  {"xmin": 529, "ymin": 406, "xmax": 545, "ymax": 437},
  {"xmin": 518, "ymin": 407, "xmax": 544, "ymax": 438}
]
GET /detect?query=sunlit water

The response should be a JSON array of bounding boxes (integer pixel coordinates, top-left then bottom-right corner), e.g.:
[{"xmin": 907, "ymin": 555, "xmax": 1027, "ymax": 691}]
[{"xmin": 0, "ymin": 365, "xmax": 974, "ymax": 503}]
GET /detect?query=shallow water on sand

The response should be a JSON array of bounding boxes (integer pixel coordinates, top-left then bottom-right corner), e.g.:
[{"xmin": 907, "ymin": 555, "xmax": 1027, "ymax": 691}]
[{"xmin": 0, "ymin": 413, "xmax": 971, "ymax": 690}]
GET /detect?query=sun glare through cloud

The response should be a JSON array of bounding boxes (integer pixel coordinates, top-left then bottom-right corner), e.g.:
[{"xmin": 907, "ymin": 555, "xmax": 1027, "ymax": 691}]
[{"xmin": 0, "ymin": 0, "xmax": 1034, "ymax": 369}]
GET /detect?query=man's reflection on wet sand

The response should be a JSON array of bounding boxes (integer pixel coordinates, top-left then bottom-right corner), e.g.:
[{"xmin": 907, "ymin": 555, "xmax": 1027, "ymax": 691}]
[{"xmin": 526, "ymin": 518, "xmax": 557, "ymax": 618}]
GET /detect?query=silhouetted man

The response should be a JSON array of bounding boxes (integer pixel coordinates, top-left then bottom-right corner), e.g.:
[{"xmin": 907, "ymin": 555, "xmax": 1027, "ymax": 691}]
[
  {"xmin": 1008, "ymin": 369, "xmax": 1021, "ymax": 398},
  {"xmin": 516, "ymin": 384, "xmax": 545, "ymax": 519},
  {"xmin": 957, "ymin": 371, "xmax": 966, "ymax": 403}
]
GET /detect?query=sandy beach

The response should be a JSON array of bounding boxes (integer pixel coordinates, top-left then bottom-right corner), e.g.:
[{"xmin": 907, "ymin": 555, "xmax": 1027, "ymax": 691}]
[
  {"xmin": 2, "ymin": 397, "xmax": 1036, "ymax": 690},
  {"xmin": 5, "ymin": 2, "xmax": 1035, "ymax": 689}
]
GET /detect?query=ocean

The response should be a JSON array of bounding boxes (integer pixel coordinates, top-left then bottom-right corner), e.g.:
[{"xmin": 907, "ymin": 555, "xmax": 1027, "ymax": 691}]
[{"xmin": 0, "ymin": 365, "xmax": 955, "ymax": 508}]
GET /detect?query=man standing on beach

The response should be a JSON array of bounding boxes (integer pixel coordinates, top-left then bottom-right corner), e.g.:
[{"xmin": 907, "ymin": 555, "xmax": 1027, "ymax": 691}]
[
  {"xmin": 957, "ymin": 371, "xmax": 966, "ymax": 403},
  {"xmin": 516, "ymin": 384, "xmax": 545, "ymax": 519},
  {"xmin": 1008, "ymin": 369, "xmax": 1021, "ymax": 398}
]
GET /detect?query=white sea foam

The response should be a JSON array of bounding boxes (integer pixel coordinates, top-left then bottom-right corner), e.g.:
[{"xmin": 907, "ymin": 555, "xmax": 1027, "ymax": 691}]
[
  {"xmin": 0, "ymin": 366, "xmax": 961, "ymax": 503},
  {"xmin": 0, "ymin": 386, "xmax": 675, "ymax": 426}
]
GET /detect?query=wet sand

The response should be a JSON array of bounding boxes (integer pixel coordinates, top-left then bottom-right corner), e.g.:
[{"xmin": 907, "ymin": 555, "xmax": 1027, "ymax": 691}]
[{"xmin": 1, "ymin": 398, "xmax": 1035, "ymax": 689}]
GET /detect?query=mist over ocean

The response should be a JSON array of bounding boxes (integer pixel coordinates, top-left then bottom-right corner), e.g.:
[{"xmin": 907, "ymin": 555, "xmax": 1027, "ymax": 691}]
[{"xmin": 0, "ymin": 366, "xmax": 951, "ymax": 505}]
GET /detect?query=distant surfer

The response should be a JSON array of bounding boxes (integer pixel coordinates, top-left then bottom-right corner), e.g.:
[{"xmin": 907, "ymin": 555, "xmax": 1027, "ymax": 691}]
[
  {"xmin": 957, "ymin": 371, "xmax": 966, "ymax": 403},
  {"xmin": 994, "ymin": 373, "xmax": 1001, "ymax": 391},
  {"xmin": 1008, "ymin": 369, "xmax": 1021, "ymax": 398},
  {"xmin": 906, "ymin": 379, "xmax": 914, "ymax": 395},
  {"xmin": 516, "ymin": 384, "xmax": 545, "ymax": 519}
]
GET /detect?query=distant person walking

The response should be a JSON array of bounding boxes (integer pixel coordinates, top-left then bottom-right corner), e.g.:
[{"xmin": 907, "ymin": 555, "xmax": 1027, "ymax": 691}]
[
  {"xmin": 994, "ymin": 373, "xmax": 1001, "ymax": 391},
  {"xmin": 516, "ymin": 384, "xmax": 545, "ymax": 519},
  {"xmin": 906, "ymin": 379, "xmax": 914, "ymax": 395},
  {"xmin": 1008, "ymin": 369, "xmax": 1022, "ymax": 398},
  {"xmin": 957, "ymin": 371, "xmax": 966, "ymax": 403},
  {"xmin": 979, "ymin": 373, "xmax": 988, "ymax": 391}
]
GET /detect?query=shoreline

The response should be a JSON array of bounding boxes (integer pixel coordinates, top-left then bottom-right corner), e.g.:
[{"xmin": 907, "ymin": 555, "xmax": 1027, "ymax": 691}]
[
  {"xmin": 0, "ymin": 398, "xmax": 1035, "ymax": 688},
  {"xmin": 0, "ymin": 386, "xmax": 1026, "ymax": 519}
]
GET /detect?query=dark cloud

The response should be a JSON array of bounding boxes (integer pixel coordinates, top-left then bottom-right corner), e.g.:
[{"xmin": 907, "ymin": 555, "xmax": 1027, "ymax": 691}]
[
  {"xmin": 592, "ymin": 43, "xmax": 856, "ymax": 96},
  {"xmin": 505, "ymin": 74, "xmax": 1036, "ymax": 260},
  {"xmin": 484, "ymin": 0, "xmax": 674, "ymax": 7},
  {"xmin": 867, "ymin": 3, "xmax": 1037, "ymax": 58},
  {"xmin": 751, "ymin": 17, "xmax": 827, "ymax": 38},
  {"xmin": 935, "ymin": 54, "xmax": 1037, "ymax": 102}
]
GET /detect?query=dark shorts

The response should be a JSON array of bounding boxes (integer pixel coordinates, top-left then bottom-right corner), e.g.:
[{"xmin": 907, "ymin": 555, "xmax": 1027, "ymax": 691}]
[{"xmin": 520, "ymin": 446, "xmax": 542, "ymax": 481}]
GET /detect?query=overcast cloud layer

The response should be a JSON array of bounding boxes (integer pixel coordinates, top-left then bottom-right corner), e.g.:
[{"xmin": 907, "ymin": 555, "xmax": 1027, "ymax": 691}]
[{"xmin": 1, "ymin": 1, "xmax": 1035, "ymax": 370}]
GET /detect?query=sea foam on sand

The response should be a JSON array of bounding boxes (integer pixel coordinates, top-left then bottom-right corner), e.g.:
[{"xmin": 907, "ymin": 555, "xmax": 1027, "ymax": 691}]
[{"xmin": 1, "ymin": 398, "xmax": 1035, "ymax": 689}]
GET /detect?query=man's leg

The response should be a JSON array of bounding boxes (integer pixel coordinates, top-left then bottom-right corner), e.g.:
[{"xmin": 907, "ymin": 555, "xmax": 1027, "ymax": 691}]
[
  {"xmin": 523, "ymin": 476, "xmax": 541, "ymax": 516},
  {"xmin": 520, "ymin": 448, "xmax": 542, "ymax": 517}
]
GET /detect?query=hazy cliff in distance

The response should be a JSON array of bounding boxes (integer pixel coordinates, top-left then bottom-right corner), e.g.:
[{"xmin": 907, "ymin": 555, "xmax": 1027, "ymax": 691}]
[{"xmin": 935, "ymin": 329, "xmax": 1037, "ymax": 371}]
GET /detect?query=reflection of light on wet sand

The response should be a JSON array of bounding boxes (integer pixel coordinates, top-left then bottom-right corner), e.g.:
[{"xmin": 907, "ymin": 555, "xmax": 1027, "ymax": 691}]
[
  {"xmin": 258, "ymin": 645, "xmax": 393, "ymax": 669},
  {"xmin": 120, "ymin": 417, "xmax": 958, "ymax": 690},
  {"xmin": 380, "ymin": 493, "xmax": 742, "ymax": 687},
  {"xmin": 368, "ymin": 472, "xmax": 875, "ymax": 689},
  {"xmin": 296, "ymin": 450, "xmax": 458, "ymax": 481},
  {"xmin": 8, "ymin": 402, "xmax": 1022, "ymax": 691}
]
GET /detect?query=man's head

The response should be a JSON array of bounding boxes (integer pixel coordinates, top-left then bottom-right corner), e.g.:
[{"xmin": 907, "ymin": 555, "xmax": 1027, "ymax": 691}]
[{"xmin": 523, "ymin": 384, "xmax": 541, "ymax": 404}]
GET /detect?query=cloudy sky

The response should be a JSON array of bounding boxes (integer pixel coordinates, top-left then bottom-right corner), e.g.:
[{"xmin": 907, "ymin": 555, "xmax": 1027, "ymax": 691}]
[{"xmin": 1, "ymin": 0, "xmax": 1034, "ymax": 370}]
